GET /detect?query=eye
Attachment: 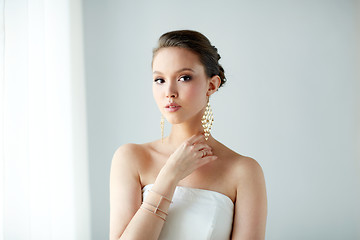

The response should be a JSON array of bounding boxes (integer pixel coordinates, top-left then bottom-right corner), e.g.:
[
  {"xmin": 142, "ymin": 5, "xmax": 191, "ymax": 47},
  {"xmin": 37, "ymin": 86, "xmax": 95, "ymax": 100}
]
[
  {"xmin": 178, "ymin": 75, "xmax": 192, "ymax": 82},
  {"xmin": 154, "ymin": 78, "xmax": 165, "ymax": 84}
]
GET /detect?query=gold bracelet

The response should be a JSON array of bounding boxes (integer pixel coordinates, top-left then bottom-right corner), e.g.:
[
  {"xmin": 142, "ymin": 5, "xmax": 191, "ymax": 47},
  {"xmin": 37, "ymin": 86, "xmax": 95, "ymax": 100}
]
[
  {"xmin": 140, "ymin": 204, "xmax": 166, "ymax": 221},
  {"xmin": 149, "ymin": 189, "xmax": 173, "ymax": 203},
  {"xmin": 142, "ymin": 201, "xmax": 168, "ymax": 216}
]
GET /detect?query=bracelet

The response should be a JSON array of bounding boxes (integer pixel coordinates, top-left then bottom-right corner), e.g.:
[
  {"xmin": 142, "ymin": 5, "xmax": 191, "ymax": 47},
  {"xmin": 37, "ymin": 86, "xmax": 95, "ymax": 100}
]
[
  {"xmin": 149, "ymin": 189, "xmax": 173, "ymax": 203},
  {"xmin": 140, "ymin": 189, "xmax": 173, "ymax": 221},
  {"xmin": 142, "ymin": 201, "xmax": 168, "ymax": 216},
  {"xmin": 141, "ymin": 204, "xmax": 167, "ymax": 221}
]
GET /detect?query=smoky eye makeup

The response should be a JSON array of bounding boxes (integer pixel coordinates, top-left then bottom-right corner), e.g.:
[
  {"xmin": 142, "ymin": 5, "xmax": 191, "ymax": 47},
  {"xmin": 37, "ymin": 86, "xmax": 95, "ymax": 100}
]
[
  {"xmin": 154, "ymin": 78, "xmax": 165, "ymax": 84},
  {"xmin": 178, "ymin": 75, "xmax": 192, "ymax": 82}
]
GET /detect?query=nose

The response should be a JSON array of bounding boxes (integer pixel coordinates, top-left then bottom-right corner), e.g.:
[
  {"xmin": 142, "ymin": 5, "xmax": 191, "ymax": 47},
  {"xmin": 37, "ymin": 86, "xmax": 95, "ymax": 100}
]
[{"xmin": 165, "ymin": 81, "xmax": 178, "ymax": 99}]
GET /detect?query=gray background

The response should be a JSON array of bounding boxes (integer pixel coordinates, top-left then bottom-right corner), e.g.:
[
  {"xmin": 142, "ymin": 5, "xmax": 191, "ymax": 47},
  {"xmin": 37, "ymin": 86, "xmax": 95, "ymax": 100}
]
[{"xmin": 83, "ymin": 0, "xmax": 360, "ymax": 239}]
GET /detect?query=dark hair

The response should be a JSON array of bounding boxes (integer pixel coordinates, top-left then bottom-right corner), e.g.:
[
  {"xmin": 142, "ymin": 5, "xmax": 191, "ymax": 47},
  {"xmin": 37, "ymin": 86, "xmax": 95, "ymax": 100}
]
[{"xmin": 153, "ymin": 30, "xmax": 226, "ymax": 89}]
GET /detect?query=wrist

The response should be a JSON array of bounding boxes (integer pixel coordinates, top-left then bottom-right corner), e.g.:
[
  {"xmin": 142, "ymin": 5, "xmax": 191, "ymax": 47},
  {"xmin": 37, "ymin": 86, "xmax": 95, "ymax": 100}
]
[
  {"xmin": 151, "ymin": 166, "xmax": 178, "ymax": 200},
  {"xmin": 157, "ymin": 164, "xmax": 179, "ymax": 186}
]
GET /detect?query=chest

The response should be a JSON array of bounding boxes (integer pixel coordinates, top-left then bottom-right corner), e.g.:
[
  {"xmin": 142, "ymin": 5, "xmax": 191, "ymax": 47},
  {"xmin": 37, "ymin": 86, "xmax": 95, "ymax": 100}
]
[{"xmin": 139, "ymin": 148, "xmax": 237, "ymax": 202}]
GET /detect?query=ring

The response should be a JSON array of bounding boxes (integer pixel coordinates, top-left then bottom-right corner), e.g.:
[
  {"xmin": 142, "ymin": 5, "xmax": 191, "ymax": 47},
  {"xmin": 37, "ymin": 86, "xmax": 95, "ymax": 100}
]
[{"xmin": 201, "ymin": 150, "xmax": 207, "ymax": 157}]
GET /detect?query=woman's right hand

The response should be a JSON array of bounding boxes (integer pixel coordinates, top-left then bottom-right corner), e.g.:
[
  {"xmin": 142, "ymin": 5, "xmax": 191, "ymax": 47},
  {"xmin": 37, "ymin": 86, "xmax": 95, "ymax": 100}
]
[{"xmin": 162, "ymin": 134, "xmax": 218, "ymax": 183}]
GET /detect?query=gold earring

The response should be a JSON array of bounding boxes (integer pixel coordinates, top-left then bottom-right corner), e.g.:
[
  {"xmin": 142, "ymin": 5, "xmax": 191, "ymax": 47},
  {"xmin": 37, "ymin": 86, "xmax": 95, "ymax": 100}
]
[
  {"xmin": 160, "ymin": 115, "xmax": 165, "ymax": 143},
  {"xmin": 201, "ymin": 101, "xmax": 214, "ymax": 141}
]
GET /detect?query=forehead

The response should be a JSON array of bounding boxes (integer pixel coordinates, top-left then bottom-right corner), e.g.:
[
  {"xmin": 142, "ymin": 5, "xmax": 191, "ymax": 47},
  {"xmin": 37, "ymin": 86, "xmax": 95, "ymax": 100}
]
[{"xmin": 152, "ymin": 47, "xmax": 204, "ymax": 73}]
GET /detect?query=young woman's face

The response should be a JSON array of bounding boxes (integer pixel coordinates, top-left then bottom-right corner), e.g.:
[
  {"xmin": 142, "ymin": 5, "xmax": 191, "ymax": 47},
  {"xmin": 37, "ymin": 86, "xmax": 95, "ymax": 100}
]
[{"xmin": 152, "ymin": 47, "xmax": 210, "ymax": 124}]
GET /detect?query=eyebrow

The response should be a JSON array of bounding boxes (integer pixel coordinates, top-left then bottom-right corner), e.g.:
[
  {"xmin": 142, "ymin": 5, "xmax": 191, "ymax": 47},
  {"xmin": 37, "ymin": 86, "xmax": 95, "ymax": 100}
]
[{"xmin": 153, "ymin": 68, "xmax": 195, "ymax": 75}]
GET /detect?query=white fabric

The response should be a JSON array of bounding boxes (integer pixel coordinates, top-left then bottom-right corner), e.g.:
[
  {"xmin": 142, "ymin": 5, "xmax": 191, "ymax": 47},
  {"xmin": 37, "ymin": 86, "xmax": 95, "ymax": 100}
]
[{"xmin": 142, "ymin": 184, "xmax": 234, "ymax": 240}]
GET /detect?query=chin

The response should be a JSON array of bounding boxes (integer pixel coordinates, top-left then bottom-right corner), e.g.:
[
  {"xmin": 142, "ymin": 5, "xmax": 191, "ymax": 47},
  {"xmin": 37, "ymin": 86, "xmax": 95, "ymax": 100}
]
[{"xmin": 165, "ymin": 117, "xmax": 183, "ymax": 125}]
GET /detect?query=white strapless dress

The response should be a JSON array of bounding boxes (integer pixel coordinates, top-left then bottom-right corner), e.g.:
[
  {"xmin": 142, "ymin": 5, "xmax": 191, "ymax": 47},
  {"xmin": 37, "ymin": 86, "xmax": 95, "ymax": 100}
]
[{"xmin": 142, "ymin": 184, "xmax": 234, "ymax": 240}]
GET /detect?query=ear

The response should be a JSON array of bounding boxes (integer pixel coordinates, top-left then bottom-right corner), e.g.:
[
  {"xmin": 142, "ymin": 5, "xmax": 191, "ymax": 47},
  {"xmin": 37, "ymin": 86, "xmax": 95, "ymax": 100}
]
[{"xmin": 207, "ymin": 75, "xmax": 221, "ymax": 96}]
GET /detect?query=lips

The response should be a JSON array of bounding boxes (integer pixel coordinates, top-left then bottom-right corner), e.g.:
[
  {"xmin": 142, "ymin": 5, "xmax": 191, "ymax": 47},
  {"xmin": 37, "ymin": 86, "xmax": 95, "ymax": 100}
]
[{"xmin": 165, "ymin": 103, "xmax": 181, "ymax": 112}]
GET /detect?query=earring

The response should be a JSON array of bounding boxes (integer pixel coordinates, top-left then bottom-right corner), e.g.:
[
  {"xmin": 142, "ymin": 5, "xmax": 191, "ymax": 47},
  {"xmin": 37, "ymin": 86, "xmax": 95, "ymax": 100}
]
[
  {"xmin": 160, "ymin": 115, "xmax": 165, "ymax": 143},
  {"xmin": 201, "ymin": 101, "xmax": 214, "ymax": 141}
]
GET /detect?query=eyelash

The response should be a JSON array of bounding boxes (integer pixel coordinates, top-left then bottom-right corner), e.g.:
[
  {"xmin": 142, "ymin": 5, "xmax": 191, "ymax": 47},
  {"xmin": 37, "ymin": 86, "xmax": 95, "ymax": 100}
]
[
  {"xmin": 153, "ymin": 75, "xmax": 192, "ymax": 84},
  {"xmin": 179, "ymin": 75, "xmax": 192, "ymax": 82},
  {"xmin": 154, "ymin": 78, "xmax": 165, "ymax": 84}
]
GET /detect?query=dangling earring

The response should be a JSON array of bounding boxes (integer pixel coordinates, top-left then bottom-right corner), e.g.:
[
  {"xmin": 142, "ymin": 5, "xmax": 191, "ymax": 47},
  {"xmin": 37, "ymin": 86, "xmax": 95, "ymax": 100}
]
[
  {"xmin": 201, "ymin": 101, "xmax": 214, "ymax": 141},
  {"xmin": 160, "ymin": 115, "xmax": 165, "ymax": 143}
]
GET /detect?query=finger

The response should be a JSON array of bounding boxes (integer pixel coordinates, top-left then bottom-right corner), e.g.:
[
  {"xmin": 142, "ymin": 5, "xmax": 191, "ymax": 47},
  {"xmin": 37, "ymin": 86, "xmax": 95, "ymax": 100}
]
[
  {"xmin": 192, "ymin": 143, "xmax": 211, "ymax": 152},
  {"xmin": 192, "ymin": 134, "xmax": 206, "ymax": 145},
  {"xmin": 201, "ymin": 149, "xmax": 213, "ymax": 158},
  {"xmin": 204, "ymin": 148, "xmax": 213, "ymax": 156},
  {"xmin": 197, "ymin": 149, "xmax": 212, "ymax": 158},
  {"xmin": 185, "ymin": 134, "xmax": 205, "ymax": 145}
]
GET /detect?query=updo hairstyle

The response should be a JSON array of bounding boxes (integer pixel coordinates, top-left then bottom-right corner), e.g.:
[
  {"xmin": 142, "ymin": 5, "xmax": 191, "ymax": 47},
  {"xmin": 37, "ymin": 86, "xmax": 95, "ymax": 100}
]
[{"xmin": 152, "ymin": 30, "xmax": 226, "ymax": 89}]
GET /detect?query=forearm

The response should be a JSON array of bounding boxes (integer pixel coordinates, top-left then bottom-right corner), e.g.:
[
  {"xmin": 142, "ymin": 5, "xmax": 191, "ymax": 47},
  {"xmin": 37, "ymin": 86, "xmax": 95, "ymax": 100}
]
[{"xmin": 117, "ymin": 168, "xmax": 178, "ymax": 240}]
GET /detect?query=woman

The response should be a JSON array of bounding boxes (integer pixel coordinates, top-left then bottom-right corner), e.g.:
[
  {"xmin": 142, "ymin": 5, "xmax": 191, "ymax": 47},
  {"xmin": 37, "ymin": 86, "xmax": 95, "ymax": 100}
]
[{"xmin": 109, "ymin": 30, "xmax": 267, "ymax": 240}]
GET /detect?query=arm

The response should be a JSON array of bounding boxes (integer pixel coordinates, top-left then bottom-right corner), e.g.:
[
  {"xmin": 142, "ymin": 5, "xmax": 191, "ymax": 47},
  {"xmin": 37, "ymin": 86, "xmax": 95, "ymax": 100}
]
[
  {"xmin": 231, "ymin": 158, "xmax": 267, "ymax": 240},
  {"xmin": 109, "ymin": 143, "xmax": 175, "ymax": 240},
  {"xmin": 109, "ymin": 135, "xmax": 217, "ymax": 240}
]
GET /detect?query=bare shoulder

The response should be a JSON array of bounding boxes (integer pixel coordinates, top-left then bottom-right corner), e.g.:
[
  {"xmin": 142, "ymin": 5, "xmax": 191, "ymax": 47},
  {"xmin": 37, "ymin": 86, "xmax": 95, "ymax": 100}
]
[
  {"xmin": 214, "ymin": 141, "xmax": 265, "ymax": 186},
  {"xmin": 219, "ymin": 145, "xmax": 266, "ymax": 210},
  {"xmin": 233, "ymin": 155, "xmax": 264, "ymax": 179},
  {"xmin": 111, "ymin": 140, "xmax": 161, "ymax": 172},
  {"xmin": 231, "ymin": 155, "xmax": 265, "ymax": 188},
  {"xmin": 112, "ymin": 142, "xmax": 151, "ymax": 162},
  {"xmin": 111, "ymin": 143, "xmax": 148, "ymax": 175},
  {"xmin": 113, "ymin": 143, "xmax": 145, "ymax": 157}
]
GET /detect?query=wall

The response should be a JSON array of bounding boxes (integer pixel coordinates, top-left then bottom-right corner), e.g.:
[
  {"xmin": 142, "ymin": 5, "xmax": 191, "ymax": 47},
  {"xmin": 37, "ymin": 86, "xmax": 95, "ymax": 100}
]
[{"xmin": 83, "ymin": 0, "xmax": 360, "ymax": 239}]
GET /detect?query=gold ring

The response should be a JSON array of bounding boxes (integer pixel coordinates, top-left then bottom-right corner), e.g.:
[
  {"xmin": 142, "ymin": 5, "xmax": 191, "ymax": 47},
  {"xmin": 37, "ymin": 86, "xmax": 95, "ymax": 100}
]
[{"xmin": 202, "ymin": 150, "xmax": 207, "ymax": 157}]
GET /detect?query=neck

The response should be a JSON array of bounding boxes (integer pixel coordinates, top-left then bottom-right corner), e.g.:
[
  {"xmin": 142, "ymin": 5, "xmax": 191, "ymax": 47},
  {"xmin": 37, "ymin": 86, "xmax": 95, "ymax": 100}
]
[
  {"xmin": 167, "ymin": 125, "xmax": 203, "ymax": 145},
  {"xmin": 164, "ymin": 112, "xmax": 214, "ymax": 148}
]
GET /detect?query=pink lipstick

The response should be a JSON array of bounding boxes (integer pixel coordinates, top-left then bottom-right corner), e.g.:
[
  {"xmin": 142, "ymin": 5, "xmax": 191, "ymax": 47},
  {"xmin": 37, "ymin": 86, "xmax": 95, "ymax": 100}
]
[{"xmin": 165, "ymin": 103, "xmax": 181, "ymax": 112}]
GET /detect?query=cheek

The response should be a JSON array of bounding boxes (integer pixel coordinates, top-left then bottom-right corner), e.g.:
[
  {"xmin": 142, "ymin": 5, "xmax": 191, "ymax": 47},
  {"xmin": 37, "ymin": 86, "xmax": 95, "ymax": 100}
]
[
  {"xmin": 183, "ymin": 87, "xmax": 200, "ymax": 99},
  {"xmin": 183, "ymin": 83, "xmax": 207, "ymax": 105}
]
